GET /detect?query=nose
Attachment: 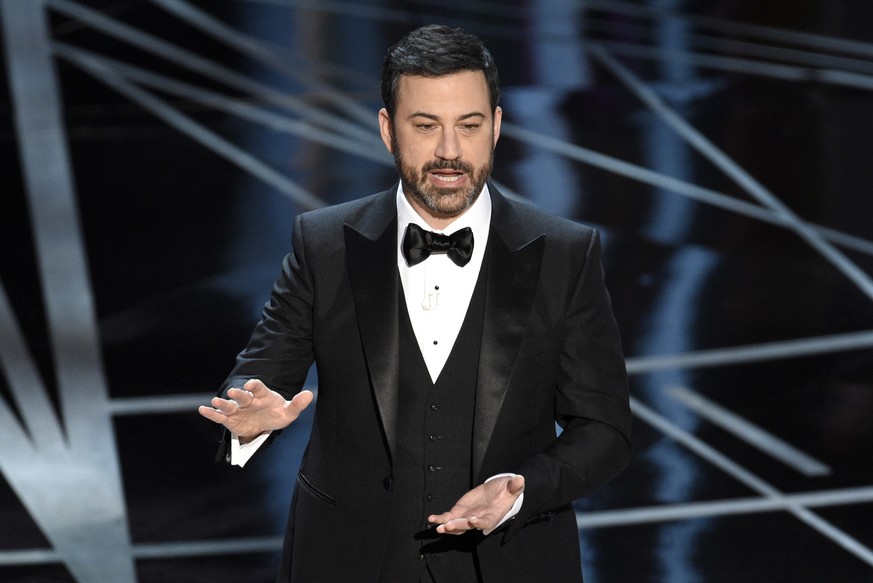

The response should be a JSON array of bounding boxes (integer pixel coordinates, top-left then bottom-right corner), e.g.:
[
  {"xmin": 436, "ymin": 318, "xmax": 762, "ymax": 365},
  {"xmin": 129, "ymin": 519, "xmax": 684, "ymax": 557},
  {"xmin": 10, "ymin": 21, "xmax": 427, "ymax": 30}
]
[{"xmin": 434, "ymin": 128, "xmax": 461, "ymax": 160}]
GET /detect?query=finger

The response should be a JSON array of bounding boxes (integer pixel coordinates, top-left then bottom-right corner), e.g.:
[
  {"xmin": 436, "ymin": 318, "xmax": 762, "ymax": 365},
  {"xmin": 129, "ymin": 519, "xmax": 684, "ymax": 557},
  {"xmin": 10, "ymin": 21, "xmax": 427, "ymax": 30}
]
[
  {"xmin": 427, "ymin": 511, "xmax": 453, "ymax": 525},
  {"xmin": 208, "ymin": 396, "xmax": 235, "ymax": 413},
  {"xmin": 227, "ymin": 387, "xmax": 255, "ymax": 408},
  {"xmin": 436, "ymin": 517, "xmax": 473, "ymax": 534},
  {"xmin": 198, "ymin": 404, "xmax": 232, "ymax": 426},
  {"xmin": 244, "ymin": 378, "xmax": 269, "ymax": 396},
  {"xmin": 468, "ymin": 515, "xmax": 498, "ymax": 535},
  {"xmin": 429, "ymin": 505, "xmax": 474, "ymax": 522}
]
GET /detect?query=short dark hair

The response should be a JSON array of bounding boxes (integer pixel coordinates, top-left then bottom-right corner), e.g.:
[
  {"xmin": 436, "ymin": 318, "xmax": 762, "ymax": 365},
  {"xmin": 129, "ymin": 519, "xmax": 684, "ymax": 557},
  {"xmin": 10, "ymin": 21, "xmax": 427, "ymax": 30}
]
[{"xmin": 380, "ymin": 24, "xmax": 500, "ymax": 118}]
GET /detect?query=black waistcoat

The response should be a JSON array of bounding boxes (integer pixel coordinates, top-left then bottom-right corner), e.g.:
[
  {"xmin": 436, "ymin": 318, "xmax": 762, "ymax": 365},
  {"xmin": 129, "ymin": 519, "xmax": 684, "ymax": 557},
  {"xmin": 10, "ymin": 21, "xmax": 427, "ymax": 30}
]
[{"xmin": 377, "ymin": 262, "xmax": 489, "ymax": 583}]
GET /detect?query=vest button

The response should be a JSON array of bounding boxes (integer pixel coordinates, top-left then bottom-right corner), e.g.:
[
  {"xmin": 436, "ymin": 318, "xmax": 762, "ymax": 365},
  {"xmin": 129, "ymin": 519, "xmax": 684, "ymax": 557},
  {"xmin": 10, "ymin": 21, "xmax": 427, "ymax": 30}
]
[
  {"xmin": 419, "ymin": 554, "xmax": 425, "ymax": 561},
  {"xmin": 430, "ymin": 404, "xmax": 439, "ymax": 411},
  {"xmin": 429, "ymin": 434, "xmax": 441, "ymax": 441}
]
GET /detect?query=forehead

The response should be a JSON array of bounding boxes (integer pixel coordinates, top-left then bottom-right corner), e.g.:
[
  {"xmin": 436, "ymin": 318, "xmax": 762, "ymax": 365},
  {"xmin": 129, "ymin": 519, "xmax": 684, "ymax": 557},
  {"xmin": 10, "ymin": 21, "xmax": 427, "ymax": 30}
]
[{"xmin": 395, "ymin": 70, "xmax": 491, "ymax": 117}]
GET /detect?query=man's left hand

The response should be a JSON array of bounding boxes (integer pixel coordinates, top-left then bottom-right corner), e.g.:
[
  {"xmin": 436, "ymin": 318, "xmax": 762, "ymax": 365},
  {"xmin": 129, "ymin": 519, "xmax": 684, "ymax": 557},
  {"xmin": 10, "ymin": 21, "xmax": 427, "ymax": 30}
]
[{"xmin": 427, "ymin": 475, "xmax": 525, "ymax": 536}]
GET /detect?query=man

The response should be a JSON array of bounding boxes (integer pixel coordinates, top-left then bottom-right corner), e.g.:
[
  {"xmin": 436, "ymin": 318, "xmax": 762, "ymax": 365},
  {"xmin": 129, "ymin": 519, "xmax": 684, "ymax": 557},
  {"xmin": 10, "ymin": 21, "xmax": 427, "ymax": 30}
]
[{"xmin": 199, "ymin": 24, "xmax": 631, "ymax": 583}]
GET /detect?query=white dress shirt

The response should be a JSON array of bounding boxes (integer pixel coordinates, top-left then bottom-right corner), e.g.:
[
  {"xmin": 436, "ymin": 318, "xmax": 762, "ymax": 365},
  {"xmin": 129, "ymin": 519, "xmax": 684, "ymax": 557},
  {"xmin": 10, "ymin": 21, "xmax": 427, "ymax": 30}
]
[
  {"xmin": 396, "ymin": 184, "xmax": 491, "ymax": 382},
  {"xmin": 231, "ymin": 184, "xmax": 521, "ymax": 530},
  {"xmin": 232, "ymin": 185, "xmax": 490, "ymax": 464}
]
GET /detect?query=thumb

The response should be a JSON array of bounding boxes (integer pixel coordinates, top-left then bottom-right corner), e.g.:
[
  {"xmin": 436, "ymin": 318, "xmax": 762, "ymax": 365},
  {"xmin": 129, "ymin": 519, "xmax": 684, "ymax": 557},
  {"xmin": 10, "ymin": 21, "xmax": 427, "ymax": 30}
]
[
  {"xmin": 508, "ymin": 475, "xmax": 525, "ymax": 495},
  {"xmin": 287, "ymin": 389, "xmax": 315, "ymax": 416}
]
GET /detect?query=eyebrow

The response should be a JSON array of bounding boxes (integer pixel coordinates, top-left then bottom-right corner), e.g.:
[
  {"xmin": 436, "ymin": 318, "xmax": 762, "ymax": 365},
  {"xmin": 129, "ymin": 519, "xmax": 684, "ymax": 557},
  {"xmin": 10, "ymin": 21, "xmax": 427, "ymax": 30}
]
[{"xmin": 407, "ymin": 111, "xmax": 488, "ymax": 122}]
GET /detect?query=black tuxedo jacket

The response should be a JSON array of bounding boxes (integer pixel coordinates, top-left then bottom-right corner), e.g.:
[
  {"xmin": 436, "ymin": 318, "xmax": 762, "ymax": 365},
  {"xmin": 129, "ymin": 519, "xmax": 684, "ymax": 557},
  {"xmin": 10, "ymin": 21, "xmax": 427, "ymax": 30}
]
[{"xmin": 221, "ymin": 185, "xmax": 632, "ymax": 583}]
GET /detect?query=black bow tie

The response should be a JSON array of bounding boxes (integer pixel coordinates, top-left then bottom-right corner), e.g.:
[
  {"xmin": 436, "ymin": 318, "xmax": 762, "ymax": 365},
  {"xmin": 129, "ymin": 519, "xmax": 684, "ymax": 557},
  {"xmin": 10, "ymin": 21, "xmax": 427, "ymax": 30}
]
[{"xmin": 402, "ymin": 223, "xmax": 474, "ymax": 267}]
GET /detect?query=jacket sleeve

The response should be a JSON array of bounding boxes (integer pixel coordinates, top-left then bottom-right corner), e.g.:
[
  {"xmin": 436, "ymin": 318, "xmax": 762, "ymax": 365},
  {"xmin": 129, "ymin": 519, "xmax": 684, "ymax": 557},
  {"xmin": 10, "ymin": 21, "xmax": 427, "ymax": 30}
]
[
  {"xmin": 214, "ymin": 213, "xmax": 317, "ymax": 462},
  {"xmin": 506, "ymin": 229, "xmax": 631, "ymax": 538}
]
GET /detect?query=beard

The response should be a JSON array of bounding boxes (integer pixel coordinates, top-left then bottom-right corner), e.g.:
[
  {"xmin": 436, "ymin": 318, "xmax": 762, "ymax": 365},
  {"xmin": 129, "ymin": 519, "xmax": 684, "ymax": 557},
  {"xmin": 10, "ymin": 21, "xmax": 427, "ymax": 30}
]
[{"xmin": 393, "ymin": 135, "xmax": 494, "ymax": 220}]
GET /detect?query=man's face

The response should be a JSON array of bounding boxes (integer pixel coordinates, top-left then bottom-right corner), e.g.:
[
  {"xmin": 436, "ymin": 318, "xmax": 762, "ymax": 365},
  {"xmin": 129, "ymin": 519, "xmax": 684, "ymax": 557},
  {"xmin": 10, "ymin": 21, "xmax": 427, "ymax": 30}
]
[{"xmin": 379, "ymin": 70, "xmax": 502, "ymax": 225}]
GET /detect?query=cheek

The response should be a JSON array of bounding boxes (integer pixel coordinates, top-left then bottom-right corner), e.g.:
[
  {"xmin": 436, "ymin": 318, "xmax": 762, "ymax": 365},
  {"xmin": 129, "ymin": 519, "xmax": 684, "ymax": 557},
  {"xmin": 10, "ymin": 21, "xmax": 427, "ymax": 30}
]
[
  {"xmin": 396, "ymin": 142, "xmax": 431, "ymax": 167},
  {"xmin": 470, "ymin": 140, "xmax": 495, "ymax": 166}
]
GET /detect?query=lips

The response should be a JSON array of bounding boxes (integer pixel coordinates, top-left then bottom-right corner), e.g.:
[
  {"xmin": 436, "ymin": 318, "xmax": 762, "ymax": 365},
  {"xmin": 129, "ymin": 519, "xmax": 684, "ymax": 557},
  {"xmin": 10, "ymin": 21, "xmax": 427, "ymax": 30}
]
[
  {"xmin": 425, "ymin": 160, "xmax": 471, "ymax": 187},
  {"xmin": 430, "ymin": 172, "xmax": 464, "ymax": 184}
]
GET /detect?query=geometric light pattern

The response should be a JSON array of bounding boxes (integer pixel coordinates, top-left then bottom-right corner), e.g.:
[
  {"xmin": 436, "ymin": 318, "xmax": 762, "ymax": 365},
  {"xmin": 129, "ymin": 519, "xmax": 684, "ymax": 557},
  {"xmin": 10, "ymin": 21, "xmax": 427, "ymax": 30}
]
[{"xmin": 2, "ymin": 1, "xmax": 872, "ymax": 580}]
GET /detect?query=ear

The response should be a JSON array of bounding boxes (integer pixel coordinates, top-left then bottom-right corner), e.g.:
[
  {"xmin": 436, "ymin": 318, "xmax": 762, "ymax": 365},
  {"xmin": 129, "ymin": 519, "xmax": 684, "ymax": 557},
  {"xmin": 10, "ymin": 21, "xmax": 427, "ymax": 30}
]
[
  {"xmin": 492, "ymin": 106, "xmax": 502, "ymax": 147},
  {"xmin": 378, "ymin": 108, "xmax": 394, "ymax": 154}
]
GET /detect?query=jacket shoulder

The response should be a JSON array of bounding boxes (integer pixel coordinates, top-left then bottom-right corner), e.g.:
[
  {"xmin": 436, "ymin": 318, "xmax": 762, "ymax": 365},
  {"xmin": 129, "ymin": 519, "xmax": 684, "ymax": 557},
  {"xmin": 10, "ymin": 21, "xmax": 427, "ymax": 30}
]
[
  {"xmin": 495, "ymin": 193, "xmax": 597, "ymax": 251},
  {"xmin": 295, "ymin": 189, "xmax": 395, "ymax": 241}
]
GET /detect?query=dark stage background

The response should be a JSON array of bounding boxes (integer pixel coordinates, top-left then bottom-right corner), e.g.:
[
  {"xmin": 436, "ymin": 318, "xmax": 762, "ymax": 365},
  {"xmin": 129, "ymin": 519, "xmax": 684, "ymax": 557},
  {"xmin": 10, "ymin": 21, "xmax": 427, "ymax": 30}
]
[{"xmin": 2, "ymin": 1, "xmax": 873, "ymax": 582}]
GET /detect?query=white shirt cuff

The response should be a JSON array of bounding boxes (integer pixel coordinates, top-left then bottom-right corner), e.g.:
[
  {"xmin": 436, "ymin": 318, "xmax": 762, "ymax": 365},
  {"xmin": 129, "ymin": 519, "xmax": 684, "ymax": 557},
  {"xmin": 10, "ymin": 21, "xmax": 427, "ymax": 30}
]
[{"xmin": 229, "ymin": 430, "xmax": 271, "ymax": 467}]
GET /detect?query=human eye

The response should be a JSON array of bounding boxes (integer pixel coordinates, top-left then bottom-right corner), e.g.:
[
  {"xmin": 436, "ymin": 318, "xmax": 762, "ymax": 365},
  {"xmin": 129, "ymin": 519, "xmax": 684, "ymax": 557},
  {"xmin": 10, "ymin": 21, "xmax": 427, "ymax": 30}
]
[
  {"xmin": 459, "ymin": 122, "xmax": 481, "ymax": 134},
  {"xmin": 416, "ymin": 123, "xmax": 438, "ymax": 133}
]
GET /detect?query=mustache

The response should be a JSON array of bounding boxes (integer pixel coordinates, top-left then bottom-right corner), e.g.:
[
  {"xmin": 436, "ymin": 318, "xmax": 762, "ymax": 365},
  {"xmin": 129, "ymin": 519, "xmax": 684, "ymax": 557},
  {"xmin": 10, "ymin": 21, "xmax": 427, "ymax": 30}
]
[{"xmin": 422, "ymin": 159, "xmax": 474, "ymax": 174}]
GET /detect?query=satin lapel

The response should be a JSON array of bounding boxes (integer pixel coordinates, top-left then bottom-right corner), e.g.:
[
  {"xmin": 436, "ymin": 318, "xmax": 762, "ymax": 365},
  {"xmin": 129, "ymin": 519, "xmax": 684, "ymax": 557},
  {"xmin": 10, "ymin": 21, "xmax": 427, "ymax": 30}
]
[
  {"xmin": 344, "ymin": 195, "xmax": 399, "ymax": 463},
  {"xmin": 473, "ymin": 200, "xmax": 545, "ymax": 479}
]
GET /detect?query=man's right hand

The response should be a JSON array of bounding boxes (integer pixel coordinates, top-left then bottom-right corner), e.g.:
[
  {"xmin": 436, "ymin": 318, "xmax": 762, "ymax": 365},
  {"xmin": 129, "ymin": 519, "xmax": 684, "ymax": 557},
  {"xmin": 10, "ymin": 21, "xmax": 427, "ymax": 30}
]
[{"xmin": 198, "ymin": 379, "xmax": 314, "ymax": 442}]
